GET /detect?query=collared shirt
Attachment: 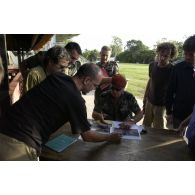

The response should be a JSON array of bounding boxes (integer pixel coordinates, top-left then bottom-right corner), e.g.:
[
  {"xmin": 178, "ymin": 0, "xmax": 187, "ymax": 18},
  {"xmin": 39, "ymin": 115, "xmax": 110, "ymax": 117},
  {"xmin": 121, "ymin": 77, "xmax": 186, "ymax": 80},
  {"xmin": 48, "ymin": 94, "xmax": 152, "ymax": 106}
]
[
  {"xmin": 166, "ymin": 60, "xmax": 195, "ymax": 120},
  {"xmin": 94, "ymin": 90, "xmax": 141, "ymax": 121}
]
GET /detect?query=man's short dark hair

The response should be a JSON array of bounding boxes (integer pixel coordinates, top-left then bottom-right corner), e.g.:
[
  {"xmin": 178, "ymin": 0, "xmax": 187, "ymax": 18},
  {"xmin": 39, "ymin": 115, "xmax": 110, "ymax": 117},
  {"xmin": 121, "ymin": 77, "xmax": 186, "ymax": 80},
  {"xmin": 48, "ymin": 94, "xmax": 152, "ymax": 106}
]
[
  {"xmin": 156, "ymin": 42, "xmax": 177, "ymax": 59},
  {"xmin": 75, "ymin": 63, "xmax": 100, "ymax": 79},
  {"xmin": 44, "ymin": 46, "xmax": 70, "ymax": 66},
  {"xmin": 65, "ymin": 42, "xmax": 82, "ymax": 55},
  {"xmin": 183, "ymin": 35, "xmax": 195, "ymax": 52}
]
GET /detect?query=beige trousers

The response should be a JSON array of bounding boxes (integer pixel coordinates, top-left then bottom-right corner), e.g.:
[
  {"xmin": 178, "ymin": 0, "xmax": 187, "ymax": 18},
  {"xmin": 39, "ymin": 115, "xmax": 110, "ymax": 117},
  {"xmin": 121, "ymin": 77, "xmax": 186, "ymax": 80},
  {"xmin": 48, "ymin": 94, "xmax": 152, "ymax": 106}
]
[
  {"xmin": 143, "ymin": 100, "xmax": 165, "ymax": 129},
  {"xmin": 0, "ymin": 133, "xmax": 38, "ymax": 161}
]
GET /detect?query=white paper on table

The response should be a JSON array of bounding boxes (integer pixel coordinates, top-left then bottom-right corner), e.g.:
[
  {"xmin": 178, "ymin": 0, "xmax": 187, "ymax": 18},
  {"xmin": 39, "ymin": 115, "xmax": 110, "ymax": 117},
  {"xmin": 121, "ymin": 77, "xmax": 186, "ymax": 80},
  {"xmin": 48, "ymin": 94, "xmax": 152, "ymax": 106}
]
[
  {"xmin": 111, "ymin": 121, "xmax": 142, "ymax": 140},
  {"xmin": 112, "ymin": 121, "xmax": 143, "ymax": 133}
]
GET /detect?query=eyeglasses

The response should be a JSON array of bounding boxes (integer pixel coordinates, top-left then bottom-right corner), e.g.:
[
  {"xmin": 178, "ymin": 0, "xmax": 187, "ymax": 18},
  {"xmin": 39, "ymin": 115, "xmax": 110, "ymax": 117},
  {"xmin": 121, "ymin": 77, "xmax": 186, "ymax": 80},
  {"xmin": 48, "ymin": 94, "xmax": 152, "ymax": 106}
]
[{"xmin": 111, "ymin": 86, "xmax": 122, "ymax": 91}]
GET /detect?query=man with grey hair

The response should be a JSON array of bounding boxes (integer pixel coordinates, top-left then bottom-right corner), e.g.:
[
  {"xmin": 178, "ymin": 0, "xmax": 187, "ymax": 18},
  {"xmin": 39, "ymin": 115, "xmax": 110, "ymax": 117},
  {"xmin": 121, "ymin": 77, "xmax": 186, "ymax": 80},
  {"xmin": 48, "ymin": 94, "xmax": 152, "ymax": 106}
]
[
  {"xmin": 0, "ymin": 63, "xmax": 121, "ymax": 160},
  {"xmin": 25, "ymin": 46, "xmax": 70, "ymax": 92}
]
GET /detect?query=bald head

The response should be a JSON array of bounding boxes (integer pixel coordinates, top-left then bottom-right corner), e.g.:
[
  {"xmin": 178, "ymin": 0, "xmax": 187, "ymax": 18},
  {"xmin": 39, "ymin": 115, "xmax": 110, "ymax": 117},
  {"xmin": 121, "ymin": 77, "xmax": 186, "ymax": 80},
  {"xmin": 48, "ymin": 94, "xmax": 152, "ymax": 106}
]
[
  {"xmin": 75, "ymin": 63, "xmax": 101, "ymax": 80},
  {"xmin": 74, "ymin": 63, "xmax": 103, "ymax": 95}
]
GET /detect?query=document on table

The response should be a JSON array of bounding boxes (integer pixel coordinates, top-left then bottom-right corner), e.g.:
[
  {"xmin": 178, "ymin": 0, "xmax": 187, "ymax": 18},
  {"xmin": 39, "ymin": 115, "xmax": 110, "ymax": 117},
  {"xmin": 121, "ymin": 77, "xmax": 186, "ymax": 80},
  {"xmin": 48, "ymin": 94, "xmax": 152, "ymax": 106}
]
[
  {"xmin": 88, "ymin": 119, "xmax": 112, "ymax": 134},
  {"xmin": 111, "ymin": 121, "xmax": 142, "ymax": 140}
]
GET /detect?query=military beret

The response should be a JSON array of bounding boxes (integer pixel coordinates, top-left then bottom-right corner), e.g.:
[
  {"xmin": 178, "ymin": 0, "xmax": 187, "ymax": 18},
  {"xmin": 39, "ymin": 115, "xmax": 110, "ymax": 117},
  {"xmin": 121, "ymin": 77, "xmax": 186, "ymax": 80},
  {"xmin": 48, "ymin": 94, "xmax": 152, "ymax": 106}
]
[{"xmin": 112, "ymin": 74, "xmax": 127, "ymax": 90}]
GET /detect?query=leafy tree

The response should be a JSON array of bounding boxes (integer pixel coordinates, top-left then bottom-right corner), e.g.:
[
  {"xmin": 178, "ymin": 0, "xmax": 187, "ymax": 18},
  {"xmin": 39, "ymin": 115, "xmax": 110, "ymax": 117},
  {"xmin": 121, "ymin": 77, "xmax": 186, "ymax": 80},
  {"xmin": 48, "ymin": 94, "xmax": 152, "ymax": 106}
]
[
  {"xmin": 116, "ymin": 39, "xmax": 155, "ymax": 63},
  {"xmin": 82, "ymin": 49, "xmax": 91, "ymax": 59},
  {"xmin": 110, "ymin": 36, "xmax": 123, "ymax": 57},
  {"xmin": 116, "ymin": 50, "xmax": 130, "ymax": 63},
  {"xmin": 83, "ymin": 49, "xmax": 99, "ymax": 62},
  {"xmin": 171, "ymin": 41, "xmax": 183, "ymax": 60}
]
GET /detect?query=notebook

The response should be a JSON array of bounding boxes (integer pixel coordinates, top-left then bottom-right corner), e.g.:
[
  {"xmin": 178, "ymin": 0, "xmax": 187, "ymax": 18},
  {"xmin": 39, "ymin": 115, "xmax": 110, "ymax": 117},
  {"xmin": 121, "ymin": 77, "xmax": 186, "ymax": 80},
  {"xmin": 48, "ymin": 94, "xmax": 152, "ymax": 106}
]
[{"xmin": 45, "ymin": 134, "xmax": 77, "ymax": 152}]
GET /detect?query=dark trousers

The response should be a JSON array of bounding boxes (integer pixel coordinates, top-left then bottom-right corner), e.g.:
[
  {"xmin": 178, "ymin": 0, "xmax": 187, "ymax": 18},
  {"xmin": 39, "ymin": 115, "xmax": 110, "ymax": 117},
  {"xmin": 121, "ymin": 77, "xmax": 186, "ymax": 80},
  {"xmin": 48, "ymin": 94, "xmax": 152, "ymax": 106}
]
[
  {"xmin": 173, "ymin": 117, "xmax": 183, "ymax": 129},
  {"xmin": 188, "ymin": 136, "xmax": 195, "ymax": 160}
]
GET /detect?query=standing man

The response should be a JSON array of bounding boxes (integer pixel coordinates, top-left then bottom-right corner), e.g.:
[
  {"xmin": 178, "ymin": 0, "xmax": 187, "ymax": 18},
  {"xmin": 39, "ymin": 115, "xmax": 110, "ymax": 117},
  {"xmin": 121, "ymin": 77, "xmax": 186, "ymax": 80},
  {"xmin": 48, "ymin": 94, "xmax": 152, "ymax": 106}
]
[
  {"xmin": 25, "ymin": 46, "xmax": 70, "ymax": 92},
  {"xmin": 166, "ymin": 35, "xmax": 195, "ymax": 129},
  {"xmin": 0, "ymin": 63, "xmax": 121, "ymax": 160},
  {"xmin": 143, "ymin": 42, "xmax": 177, "ymax": 129},
  {"xmin": 65, "ymin": 42, "xmax": 82, "ymax": 76},
  {"xmin": 95, "ymin": 46, "xmax": 119, "ymax": 104}
]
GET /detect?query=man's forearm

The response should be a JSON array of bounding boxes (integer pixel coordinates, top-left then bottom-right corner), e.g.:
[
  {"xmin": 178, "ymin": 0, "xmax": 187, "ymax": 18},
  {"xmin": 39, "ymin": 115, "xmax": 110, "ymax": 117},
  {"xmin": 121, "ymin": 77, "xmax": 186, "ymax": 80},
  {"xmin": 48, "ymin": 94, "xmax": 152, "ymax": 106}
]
[{"xmin": 81, "ymin": 131, "xmax": 114, "ymax": 142}]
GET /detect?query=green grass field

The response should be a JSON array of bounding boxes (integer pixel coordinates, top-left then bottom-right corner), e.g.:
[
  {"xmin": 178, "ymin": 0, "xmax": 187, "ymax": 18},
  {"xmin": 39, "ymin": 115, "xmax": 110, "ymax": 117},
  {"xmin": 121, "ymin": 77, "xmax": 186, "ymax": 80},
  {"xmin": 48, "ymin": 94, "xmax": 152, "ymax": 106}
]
[{"xmin": 119, "ymin": 63, "xmax": 149, "ymax": 98}]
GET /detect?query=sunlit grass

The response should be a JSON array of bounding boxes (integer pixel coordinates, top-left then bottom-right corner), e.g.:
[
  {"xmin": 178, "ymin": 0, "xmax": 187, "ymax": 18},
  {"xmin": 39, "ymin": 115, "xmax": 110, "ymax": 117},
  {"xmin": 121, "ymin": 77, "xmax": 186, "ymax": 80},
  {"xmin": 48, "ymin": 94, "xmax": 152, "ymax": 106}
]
[{"xmin": 119, "ymin": 63, "xmax": 149, "ymax": 98}]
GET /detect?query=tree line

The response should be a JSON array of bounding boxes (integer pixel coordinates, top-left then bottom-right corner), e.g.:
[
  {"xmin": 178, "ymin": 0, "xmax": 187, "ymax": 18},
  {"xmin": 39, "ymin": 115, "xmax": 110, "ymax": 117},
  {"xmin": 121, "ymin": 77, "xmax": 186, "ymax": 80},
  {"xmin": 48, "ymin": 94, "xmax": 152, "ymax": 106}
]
[{"xmin": 82, "ymin": 36, "xmax": 184, "ymax": 64}]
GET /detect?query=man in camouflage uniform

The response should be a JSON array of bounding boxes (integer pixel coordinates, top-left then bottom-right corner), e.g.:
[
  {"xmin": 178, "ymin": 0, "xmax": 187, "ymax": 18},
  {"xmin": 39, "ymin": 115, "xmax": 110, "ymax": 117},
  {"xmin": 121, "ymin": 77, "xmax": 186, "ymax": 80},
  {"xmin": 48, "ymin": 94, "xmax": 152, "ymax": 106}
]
[
  {"xmin": 65, "ymin": 42, "xmax": 82, "ymax": 76},
  {"xmin": 95, "ymin": 46, "xmax": 119, "ymax": 104},
  {"xmin": 92, "ymin": 74, "xmax": 143, "ymax": 123}
]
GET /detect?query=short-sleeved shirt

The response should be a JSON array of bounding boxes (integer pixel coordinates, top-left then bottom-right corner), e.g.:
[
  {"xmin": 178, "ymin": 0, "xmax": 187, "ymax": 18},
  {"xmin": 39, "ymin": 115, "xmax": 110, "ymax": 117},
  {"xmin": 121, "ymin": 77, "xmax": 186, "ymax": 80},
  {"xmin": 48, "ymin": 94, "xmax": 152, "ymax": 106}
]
[
  {"xmin": 94, "ymin": 90, "xmax": 141, "ymax": 121},
  {"xmin": 25, "ymin": 66, "xmax": 46, "ymax": 92},
  {"xmin": 147, "ymin": 62, "xmax": 173, "ymax": 106},
  {"xmin": 0, "ymin": 73, "xmax": 90, "ymax": 151}
]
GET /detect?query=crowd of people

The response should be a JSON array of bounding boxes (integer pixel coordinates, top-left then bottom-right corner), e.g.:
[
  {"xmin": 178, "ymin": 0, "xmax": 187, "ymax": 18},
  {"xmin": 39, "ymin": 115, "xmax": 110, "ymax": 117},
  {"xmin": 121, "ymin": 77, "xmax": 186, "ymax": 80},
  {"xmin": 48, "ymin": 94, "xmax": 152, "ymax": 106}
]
[{"xmin": 0, "ymin": 35, "xmax": 195, "ymax": 160}]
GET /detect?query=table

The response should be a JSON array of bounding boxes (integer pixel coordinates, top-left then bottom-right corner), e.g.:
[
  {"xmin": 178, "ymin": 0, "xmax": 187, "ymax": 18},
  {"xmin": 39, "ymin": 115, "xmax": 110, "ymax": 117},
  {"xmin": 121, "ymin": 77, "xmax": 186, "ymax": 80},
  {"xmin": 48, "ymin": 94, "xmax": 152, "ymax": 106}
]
[{"xmin": 40, "ymin": 124, "xmax": 193, "ymax": 161}]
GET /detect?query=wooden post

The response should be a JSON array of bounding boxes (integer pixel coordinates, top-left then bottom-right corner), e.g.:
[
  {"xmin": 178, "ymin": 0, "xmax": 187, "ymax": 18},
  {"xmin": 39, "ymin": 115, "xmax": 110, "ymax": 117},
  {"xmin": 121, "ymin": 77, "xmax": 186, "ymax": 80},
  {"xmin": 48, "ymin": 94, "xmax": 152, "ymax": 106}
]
[
  {"xmin": 0, "ymin": 34, "xmax": 11, "ymax": 117},
  {"xmin": 17, "ymin": 49, "xmax": 21, "ymax": 65}
]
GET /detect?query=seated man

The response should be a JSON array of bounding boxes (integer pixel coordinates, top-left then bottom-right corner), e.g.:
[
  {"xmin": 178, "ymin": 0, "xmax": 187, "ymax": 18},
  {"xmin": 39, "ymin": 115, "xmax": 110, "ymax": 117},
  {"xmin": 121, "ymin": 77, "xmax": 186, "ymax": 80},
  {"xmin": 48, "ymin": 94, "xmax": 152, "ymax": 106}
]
[{"xmin": 92, "ymin": 74, "xmax": 143, "ymax": 123}]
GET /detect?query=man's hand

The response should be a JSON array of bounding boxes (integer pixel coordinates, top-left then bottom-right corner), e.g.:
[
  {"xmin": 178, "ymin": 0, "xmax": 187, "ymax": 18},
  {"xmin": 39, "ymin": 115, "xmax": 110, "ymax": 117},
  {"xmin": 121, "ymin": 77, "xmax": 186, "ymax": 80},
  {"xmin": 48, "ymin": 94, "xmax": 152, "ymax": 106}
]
[
  {"xmin": 107, "ymin": 133, "xmax": 122, "ymax": 143},
  {"xmin": 92, "ymin": 111, "xmax": 109, "ymax": 124},
  {"xmin": 81, "ymin": 130, "xmax": 121, "ymax": 143}
]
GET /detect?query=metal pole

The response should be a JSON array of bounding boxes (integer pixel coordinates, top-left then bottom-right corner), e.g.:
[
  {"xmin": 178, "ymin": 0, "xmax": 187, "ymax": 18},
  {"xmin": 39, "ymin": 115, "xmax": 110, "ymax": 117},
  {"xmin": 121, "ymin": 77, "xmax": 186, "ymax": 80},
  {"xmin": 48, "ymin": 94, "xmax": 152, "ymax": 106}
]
[{"xmin": 0, "ymin": 34, "xmax": 11, "ymax": 117}]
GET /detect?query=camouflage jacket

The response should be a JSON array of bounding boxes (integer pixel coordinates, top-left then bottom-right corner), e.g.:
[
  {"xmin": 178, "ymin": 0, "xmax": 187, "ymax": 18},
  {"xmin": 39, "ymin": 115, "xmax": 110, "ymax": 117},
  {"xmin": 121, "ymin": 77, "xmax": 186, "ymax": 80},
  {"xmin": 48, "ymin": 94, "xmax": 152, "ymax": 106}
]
[
  {"xmin": 96, "ymin": 61, "xmax": 119, "ymax": 77},
  {"xmin": 93, "ymin": 90, "xmax": 141, "ymax": 121}
]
